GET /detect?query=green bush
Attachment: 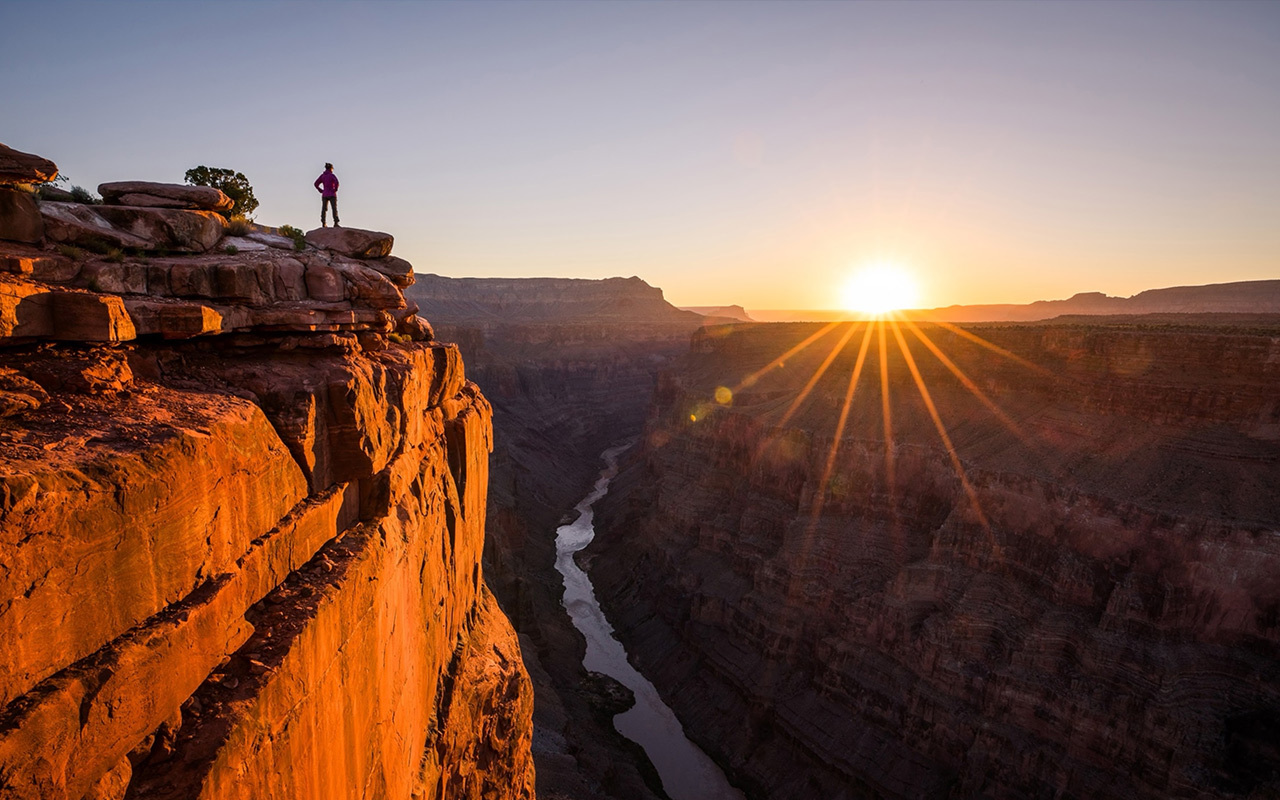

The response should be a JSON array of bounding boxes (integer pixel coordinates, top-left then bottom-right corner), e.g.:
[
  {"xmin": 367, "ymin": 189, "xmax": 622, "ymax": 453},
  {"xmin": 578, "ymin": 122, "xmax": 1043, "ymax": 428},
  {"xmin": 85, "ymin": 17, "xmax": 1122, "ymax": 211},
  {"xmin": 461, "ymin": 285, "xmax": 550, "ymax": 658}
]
[
  {"xmin": 225, "ymin": 215, "xmax": 254, "ymax": 236},
  {"xmin": 225, "ymin": 245, "xmax": 239, "ymax": 255},
  {"xmin": 105, "ymin": 248, "xmax": 125, "ymax": 263},
  {"xmin": 185, "ymin": 166, "xmax": 259, "ymax": 218},
  {"xmin": 80, "ymin": 239, "xmax": 112, "ymax": 255},
  {"xmin": 278, "ymin": 225, "xmax": 307, "ymax": 251},
  {"xmin": 56, "ymin": 244, "xmax": 84, "ymax": 261},
  {"xmin": 69, "ymin": 185, "xmax": 101, "ymax": 204}
]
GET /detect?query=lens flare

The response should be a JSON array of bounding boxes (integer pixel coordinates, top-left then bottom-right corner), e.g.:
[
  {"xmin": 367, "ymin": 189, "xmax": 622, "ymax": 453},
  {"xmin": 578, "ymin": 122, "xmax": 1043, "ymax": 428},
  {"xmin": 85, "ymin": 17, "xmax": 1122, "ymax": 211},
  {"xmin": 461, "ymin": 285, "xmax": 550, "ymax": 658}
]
[{"xmin": 841, "ymin": 264, "xmax": 919, "ymax": 315}]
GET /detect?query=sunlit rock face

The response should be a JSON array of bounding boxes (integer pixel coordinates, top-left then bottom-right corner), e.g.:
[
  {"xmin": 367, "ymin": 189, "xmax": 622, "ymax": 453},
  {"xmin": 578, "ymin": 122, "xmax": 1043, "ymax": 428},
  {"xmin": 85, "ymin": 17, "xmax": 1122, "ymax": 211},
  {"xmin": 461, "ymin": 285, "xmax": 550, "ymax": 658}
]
[
  {"xmin": 0, "ymin": 146, "xmax": 534, "ymax": 800},
  {"xmin": 407, "ymin": 273, "xmax": 713, "ymax": 800},
  {"xmin": 591, "ymin": 319, "xmax": 1280, "ymax": 799}
]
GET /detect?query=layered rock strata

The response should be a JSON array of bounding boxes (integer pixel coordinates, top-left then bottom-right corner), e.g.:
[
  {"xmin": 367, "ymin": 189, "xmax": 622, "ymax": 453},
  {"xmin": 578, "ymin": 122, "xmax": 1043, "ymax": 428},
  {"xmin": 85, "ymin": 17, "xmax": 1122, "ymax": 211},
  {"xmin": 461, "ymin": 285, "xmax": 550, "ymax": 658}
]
[
  {"xmin": 409, "ymin": 273, "xmax": 713, "ymax": 800},
  {"xmin": 0, "ymin": 147, "xmax": 534, "ymax": 799},
  {"xmin": 591, "ymin": 319, "xmax": 1280, "ymax": 799}
]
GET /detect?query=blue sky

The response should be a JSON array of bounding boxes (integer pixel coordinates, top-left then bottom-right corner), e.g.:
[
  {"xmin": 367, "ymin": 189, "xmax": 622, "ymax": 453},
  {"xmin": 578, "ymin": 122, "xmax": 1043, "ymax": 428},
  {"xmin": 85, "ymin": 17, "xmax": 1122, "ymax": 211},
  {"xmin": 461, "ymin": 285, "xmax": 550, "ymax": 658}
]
[{"xmin": 2, "ymin": 1, "xmax": 1277, "ymax": 309}]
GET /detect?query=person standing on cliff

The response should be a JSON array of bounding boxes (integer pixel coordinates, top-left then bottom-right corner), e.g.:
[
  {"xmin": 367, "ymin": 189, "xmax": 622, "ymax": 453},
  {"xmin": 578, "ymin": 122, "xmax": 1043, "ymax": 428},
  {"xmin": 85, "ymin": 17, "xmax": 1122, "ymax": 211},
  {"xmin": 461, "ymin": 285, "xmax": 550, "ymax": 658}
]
[{"xmin": 314, "ymin": 162, "xmax": 339, "ymax": 227}]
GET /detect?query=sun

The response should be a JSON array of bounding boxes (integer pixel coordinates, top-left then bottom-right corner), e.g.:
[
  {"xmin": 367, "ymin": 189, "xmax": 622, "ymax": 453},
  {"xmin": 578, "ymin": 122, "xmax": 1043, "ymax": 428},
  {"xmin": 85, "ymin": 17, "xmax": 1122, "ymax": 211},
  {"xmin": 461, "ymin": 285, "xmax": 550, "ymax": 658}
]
[{"xmin": 840, "ymin": 263, "xmax": 920, "ymax": 315}]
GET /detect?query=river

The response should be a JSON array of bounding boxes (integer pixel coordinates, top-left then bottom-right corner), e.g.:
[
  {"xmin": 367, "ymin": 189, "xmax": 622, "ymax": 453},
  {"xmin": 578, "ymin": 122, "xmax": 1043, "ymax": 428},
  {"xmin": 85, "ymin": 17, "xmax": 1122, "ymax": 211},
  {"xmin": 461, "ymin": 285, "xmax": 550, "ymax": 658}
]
[{"xmin": 554, "ymin": 443, "xmax": 746, "ymax": 800}]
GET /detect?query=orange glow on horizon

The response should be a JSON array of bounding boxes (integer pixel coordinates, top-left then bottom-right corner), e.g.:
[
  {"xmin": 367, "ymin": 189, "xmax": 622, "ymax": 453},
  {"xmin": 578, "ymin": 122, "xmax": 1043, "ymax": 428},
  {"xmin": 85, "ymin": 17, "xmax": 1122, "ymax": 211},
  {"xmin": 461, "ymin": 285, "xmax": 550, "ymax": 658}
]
[{"xmin": 840, "ymin": 263, "xmax": 920, "ymax": 315}]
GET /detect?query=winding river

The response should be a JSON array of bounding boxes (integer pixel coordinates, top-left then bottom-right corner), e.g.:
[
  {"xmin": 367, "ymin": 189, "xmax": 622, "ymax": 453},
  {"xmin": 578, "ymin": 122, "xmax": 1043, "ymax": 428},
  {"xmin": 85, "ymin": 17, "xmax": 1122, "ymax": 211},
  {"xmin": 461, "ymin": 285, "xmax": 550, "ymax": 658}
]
[{"xmin": 555, "ymin": 444, "xmax": 745, "ymax": 800}]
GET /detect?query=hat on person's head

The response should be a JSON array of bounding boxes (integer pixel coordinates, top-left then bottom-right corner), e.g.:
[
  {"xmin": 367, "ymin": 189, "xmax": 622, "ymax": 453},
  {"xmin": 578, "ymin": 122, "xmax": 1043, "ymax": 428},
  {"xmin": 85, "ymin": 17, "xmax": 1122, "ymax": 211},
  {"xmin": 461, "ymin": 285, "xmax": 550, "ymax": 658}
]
[{"xmin": 325, "ymin": 162, "xmax": 333, "ymax": 170}]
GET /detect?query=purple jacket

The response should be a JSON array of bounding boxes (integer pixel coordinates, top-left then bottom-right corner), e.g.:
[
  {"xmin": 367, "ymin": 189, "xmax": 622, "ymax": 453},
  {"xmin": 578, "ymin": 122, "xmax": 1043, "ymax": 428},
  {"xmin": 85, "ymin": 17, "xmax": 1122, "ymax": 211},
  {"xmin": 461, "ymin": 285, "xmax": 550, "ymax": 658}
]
[{"xmin": 314, "ymin": 171, "xmax": 339, "ymax": 197}]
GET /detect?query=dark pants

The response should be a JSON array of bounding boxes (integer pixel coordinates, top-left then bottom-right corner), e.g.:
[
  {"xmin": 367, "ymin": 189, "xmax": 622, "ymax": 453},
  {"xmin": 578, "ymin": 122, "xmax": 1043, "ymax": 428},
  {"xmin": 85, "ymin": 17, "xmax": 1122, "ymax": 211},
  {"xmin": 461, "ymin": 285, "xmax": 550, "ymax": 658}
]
[{"xmin": 321, "ymin": 195, "xmax": 339, "ymax": 226}]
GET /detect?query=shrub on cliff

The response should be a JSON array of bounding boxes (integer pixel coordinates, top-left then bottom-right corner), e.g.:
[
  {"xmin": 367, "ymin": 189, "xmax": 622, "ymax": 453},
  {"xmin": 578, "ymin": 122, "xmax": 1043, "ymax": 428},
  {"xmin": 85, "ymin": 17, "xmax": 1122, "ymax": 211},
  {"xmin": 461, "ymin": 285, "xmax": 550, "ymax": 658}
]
[
  {"xmin": 225, "ymin": 215, "xmax": 253, "ymax": 236},
  {"xmin": 184, "ymin": 166, "xmax": 258, "ymax": 218},
  {"xmin": 69, "ymin": 184, "xmax": 101, "ymax": 204},
  {"xmin": 278, "ymin": 224, "xmax": 307, "ymax": 251}
]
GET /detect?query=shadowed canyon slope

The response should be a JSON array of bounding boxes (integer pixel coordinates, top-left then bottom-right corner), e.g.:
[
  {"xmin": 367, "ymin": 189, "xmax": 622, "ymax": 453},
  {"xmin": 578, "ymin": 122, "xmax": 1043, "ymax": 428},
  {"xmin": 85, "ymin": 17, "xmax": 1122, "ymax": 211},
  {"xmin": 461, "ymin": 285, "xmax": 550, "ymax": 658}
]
[
  {"xmin": 0, "ymin": 144, "xmax": 533, "ymax": 799},
  {"xmin": 591, "ymin": 318, "xmax": 1280, "ymax": 799},
  {"xmin": 407, "ymin": 272, "xmax": 714, "ymax": 800}
]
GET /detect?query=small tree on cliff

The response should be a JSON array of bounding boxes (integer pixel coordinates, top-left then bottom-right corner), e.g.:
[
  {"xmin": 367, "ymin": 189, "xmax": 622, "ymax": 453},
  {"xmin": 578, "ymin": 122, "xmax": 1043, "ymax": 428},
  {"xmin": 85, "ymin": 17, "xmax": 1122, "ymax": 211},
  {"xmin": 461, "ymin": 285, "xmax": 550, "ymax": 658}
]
[{"xmin": 184, "ymin": 166, "xmax": 259, "ymax": 218}]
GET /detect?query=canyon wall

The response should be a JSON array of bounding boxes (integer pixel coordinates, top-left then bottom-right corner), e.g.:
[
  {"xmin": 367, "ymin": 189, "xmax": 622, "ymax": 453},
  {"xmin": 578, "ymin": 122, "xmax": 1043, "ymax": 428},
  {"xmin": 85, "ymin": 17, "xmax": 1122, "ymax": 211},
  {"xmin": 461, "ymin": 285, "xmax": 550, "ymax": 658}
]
[
  {"xmin": 591, "ymin": 319, "xmax": 1280, "ymax": 799},
  {"xmin": 922, "ymin": 279, "xmax": 1280, "ymax": 323},
  {"xmin": 408, "ymin": 273, "xmax": 711, "ymax": 800},
  {"xmin": 0, "ymin": 145, "xmax": 534, "ymax": 800}
]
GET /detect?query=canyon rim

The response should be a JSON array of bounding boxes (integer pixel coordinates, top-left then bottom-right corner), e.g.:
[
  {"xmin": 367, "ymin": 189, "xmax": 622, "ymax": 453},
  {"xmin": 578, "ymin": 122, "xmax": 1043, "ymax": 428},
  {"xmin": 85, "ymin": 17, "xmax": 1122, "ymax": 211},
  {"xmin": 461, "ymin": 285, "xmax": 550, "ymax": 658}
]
[{"xmin": 0, "ymin": 143, "xmax": 535, "ymax": 800}]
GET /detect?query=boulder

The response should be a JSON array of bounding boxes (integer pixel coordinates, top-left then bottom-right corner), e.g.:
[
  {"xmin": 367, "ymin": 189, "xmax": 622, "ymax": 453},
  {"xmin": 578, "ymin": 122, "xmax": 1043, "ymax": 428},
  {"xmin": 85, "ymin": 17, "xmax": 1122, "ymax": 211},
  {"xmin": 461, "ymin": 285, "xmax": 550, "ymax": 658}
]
[
  {"xmin": 81, "ymin": 260, "xmax": 150, "ymax": 295},
  {"xmin": 222, "ymin": 235, "xmax": 270, "ymax": 251},
  {"xmin": 245, "ymin": 230, "xmax": 297, "ymax": 251},
  {"xmin": 98, "ymin": 181, "xmax": 233, "ymax": 212},
  {"xmin": 365, "ymin": 255, "xmax": 415, "ymax": 287},
  {"xmin": 123, "ymin": 299, "xmax": 224, "ymax": 339},
  {"xmin": 50, "ymin": 292, "xmax": 137, "ymax": 342},
  {"xmin": 41, "ymin": 202, "xmax": 153, "ymax": 251},
  {"xmin": 305, "ymin": 227, "xmax": 393, "ymax": 259},
  {"xmin": 95, "ymin": 206, "xmax": 225, "ymax": 253},
  {"xmin": 330, "ymin": 259, "xmax": 405, "ymax": 309},
  {"xmin": 304, "ymin": 264, "xmax": 345, "ymax": 303},
  {"xmin": 0, "ymin": 370, "xmax": 48, "ymax": 417},
  {"xmin": 0, "ymin": 188, "xmax": 44, "ymax": 243},
  {"xmin": 27, "ymin": 254, "xmax": 80, "ymax": 283},
  {"xmin": 397, "ymin": 314, "xmax": 433, "ymax": 341},
  {"xmin": 0, "ymin": 143, "xmax": 57, "ymax": 185},
  {"xmin": 0, "ymin": 279, "xmax": 53, "ymax": 338},
  {"xmin": 41, "ymin": 202, "xmax": 224, "ymax": 253}
]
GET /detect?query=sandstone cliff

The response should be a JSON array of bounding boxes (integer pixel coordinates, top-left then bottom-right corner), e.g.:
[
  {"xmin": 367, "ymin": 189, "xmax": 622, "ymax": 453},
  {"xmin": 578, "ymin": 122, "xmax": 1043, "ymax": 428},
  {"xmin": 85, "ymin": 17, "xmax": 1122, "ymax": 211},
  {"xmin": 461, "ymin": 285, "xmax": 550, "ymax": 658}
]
[
  {"xmin": 591, "ymin": 318, "xmax": 1280, "ymax": 799},
  {"xmin": 0, "ymin": 144, "xmax": 534, "ymax": 800},
  {"xmin": 408, "ymin": 273, "xmax": 709, "ymax": 800}
]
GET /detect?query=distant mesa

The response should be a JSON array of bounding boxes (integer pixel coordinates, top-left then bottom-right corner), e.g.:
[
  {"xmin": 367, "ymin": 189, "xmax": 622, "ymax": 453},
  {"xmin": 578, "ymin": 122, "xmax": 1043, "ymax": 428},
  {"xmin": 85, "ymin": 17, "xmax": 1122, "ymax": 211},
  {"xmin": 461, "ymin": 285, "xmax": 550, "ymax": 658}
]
[
  {"xmin": 921, "ymin": 280, "xmax": 1280, "ymax": 321},
  {"xmin": 406, "ymin": 273, "xmax": 705, "ymax": 328},
  {"xmin": 745, "ymin": 279, "xmax": 1280, "ymax": 323},
  {"xmin": 681, "ymin": 304, "xmax": 753, "ymax": 322}
]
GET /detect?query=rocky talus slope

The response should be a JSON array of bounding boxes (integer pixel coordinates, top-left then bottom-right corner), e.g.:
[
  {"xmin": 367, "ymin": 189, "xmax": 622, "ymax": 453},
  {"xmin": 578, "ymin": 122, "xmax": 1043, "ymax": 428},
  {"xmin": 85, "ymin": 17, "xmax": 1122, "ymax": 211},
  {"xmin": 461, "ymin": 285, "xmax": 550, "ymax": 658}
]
[
  {"xmin": 408, "ymin": 274, "xmax": 712, "ymax": 800},
  {"xmin": 0, "ymin": 143, "xmax": 534, "ymax": 800},
  {"xmin": 592, "ymin": 319, "xmax": 1280, "ymax": 799}
]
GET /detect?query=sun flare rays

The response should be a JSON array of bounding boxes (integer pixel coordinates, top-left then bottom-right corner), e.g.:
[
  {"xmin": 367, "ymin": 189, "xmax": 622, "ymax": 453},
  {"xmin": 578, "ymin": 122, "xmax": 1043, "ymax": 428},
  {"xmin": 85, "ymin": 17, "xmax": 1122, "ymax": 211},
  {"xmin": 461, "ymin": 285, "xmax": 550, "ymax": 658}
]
[{"xmin": 700, "ymin": 307, "xmax": 1056, "ymax": 571}]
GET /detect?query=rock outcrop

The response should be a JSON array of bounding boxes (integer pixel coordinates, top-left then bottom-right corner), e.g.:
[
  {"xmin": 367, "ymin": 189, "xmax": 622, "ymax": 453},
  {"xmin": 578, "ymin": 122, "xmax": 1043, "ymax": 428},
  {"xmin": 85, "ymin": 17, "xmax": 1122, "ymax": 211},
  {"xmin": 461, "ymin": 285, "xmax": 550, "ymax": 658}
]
[
  {"xmin": 0, "ymin": 143, "xmax": 58, "ymax": 185},
  {"xmin": 305, "ymin": 226, "xmax": 394, "ymax": 259},
  {"xmin": 98, "ymin": 181, "xmax": 234, "ymax": 213},
  {"xmin": 0, "ymin": 142, "xmax": 57, "ymax": 247},
  {"xmin": 0, "ymin": 146, "xmax": 534, "ymax": 800},
  {"xmin": 591, "ymin": 319, "xmax": 1280, "ymax": 799},
  {"xmin": 40, "ymin": 202, "xmax": 227, "ymax": 254}
]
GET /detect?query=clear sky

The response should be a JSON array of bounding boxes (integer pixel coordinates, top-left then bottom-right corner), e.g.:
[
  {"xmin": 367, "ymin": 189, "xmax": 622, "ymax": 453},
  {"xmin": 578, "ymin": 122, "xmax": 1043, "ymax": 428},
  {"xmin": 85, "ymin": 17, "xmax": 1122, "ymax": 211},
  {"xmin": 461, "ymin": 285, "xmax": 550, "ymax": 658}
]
[{"xmin": 2, "ymin": 1, "xmax": 1276, "ymax": 309}]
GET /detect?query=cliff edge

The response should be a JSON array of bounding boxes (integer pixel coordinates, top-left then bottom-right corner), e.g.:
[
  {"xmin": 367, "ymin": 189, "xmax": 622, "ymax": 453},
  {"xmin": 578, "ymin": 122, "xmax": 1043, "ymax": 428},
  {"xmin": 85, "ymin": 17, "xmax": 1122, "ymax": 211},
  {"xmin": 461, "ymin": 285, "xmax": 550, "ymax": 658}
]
[{"xmin": 0, "ymin": 143, "xmax": 535, "ymax": 800}]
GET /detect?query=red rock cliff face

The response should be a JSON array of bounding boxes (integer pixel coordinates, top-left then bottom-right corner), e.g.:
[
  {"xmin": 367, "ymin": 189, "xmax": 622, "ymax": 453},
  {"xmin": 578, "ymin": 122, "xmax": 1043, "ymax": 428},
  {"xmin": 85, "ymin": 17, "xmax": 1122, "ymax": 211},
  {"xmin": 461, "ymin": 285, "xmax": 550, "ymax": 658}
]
[
  {"xmin": 0, "ymin": 152, "xmax": 534, "ymax": 800},
  {"xmin": 591, "ymin": 320, "xmax": 1280, "ymax": 799}
]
